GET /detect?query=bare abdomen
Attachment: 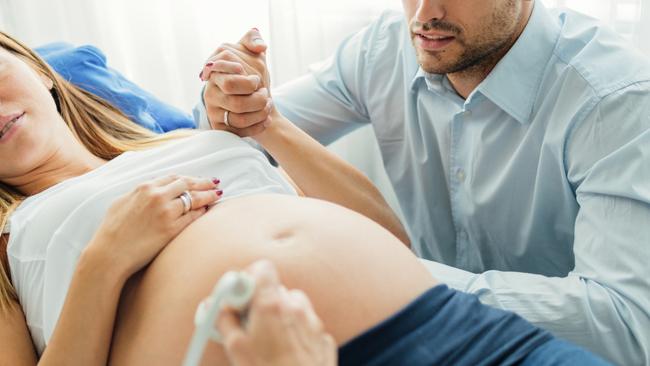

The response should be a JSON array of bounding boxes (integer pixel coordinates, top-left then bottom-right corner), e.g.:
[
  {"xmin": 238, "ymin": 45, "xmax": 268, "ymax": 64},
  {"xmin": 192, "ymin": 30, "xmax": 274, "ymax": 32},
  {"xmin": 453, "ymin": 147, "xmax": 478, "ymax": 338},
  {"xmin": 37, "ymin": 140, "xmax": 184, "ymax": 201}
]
[{"xmin": 109, "ymin": 194, "xmax": 435, "ymax": 365}]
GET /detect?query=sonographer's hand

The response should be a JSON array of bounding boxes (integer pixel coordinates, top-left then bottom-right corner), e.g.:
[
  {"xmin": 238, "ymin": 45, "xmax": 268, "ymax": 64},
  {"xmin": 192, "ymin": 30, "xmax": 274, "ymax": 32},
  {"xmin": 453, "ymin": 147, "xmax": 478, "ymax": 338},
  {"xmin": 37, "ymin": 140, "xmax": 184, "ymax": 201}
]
[
  {"xmin": 217, "ymin": 260, "xmax": 337, "ymax": 366},
  {"xmin": 201, "ymin": 29, "xmax": 274, "ymax": 137},
  {"xmin": 86, "ymin": 175, "xmax": 223, "ymax": 278}
]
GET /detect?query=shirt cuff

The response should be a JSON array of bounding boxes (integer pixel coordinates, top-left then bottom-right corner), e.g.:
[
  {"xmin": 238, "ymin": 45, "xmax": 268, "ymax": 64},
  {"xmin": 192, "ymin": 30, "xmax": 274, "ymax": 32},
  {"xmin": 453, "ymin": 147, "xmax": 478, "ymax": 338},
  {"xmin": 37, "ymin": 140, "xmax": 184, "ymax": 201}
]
[
  {"xmin": 418, "ymin": 258, "xmax": 477, "ymax": 291},
  {"xmin": 192, "ymin": 85, "xmax": 211, "ymax": 130}
]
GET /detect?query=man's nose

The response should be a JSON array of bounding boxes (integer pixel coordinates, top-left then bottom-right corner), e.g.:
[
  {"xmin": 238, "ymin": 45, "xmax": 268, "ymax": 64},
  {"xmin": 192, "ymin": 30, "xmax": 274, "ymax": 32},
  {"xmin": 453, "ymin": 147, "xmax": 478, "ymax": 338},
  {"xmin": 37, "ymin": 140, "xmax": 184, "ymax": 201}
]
[{"xmin": 415, "ymin": 0, "xmax": 446, "ymax": 23}]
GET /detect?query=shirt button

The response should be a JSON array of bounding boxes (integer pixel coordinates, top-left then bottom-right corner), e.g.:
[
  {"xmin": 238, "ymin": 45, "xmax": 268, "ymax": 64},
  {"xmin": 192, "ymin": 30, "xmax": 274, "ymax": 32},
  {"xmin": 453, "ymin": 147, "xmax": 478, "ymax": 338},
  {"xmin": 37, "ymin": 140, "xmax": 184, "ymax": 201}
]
[{"xmin": 457, "ymin": 169, "xmax": 466, "ymax": 183}]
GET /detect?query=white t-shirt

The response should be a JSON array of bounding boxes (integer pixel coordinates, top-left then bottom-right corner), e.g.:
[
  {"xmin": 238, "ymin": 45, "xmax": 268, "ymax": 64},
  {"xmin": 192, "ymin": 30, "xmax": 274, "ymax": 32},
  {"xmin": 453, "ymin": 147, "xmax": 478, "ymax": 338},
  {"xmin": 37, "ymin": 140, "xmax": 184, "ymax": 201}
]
[{"xmin": 6, "ymin": 131, "xmax": 296, "ymax": 354}]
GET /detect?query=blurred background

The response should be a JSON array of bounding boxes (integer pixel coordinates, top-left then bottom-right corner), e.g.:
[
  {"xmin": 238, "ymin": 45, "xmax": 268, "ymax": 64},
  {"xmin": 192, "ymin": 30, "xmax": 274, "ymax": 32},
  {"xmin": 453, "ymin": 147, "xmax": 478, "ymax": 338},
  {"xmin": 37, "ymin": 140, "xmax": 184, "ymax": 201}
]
[{"xmin": 0, "ymin": 0, "xmax": 647, "ymax": 211}]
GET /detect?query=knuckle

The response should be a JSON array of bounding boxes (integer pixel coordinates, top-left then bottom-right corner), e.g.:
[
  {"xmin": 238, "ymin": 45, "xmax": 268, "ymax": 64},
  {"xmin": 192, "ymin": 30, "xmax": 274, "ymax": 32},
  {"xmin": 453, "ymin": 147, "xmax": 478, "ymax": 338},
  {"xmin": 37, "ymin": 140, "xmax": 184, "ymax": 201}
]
[
  {"xmin": 204, "ymin": 89, "xmax": 217, "ymax": 108},
  {"xmin": 206, "ymin": 104, "xmax": 223, "ymax": 121},
  {"xmin": 228, "ymin": 113, "xmax": 243, "ymax": 128},
  {"xmin": 233, "ymin": 64, "xmax": 245, "ymax": 74},
  {"xmin": 252, "ymin": 94, "xmax": 267, "ymax": 109},
  {"xmin": 221, "ymin": 78, "xmax": 238, "ymax": 94},
  {"xmin": 257, "ymin": 87, "xmax": 269, "ymax": 97},
  {"xmin": 289, "ymin": 304, "xmax": 309, "ymax": 321},
  {"xmin": 149, "ymin": 190, "xmax": 166, "ymax": 204},
  {"xmin": 227, "ymin": 96, "xmax": 244, "ymax": 113},
  {"xmin": 255, "ymin": 111, "xmax": 269, "ymax": 124},
  {"xmin": 220, "ymin": 50, "xmax": 236, "ymax": 62},
  {"xmin": 259, "ymin": 295, "xmax": 285, "ymax": 316},
  {"xmin": 135, "ymin": 182, "xmax": 154, "ymax": 194},
  {"xmin": 224, "ymin": 333, "xmax": 247, "ymax": 353}
]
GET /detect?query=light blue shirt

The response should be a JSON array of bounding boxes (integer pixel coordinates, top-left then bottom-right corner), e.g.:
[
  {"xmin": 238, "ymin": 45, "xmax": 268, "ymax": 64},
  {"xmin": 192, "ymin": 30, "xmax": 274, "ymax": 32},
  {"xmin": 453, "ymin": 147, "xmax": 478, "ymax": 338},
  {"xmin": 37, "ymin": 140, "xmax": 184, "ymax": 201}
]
[{"xmin": 266, "ymin": 2, "xmax": 650, "ymax": 365}]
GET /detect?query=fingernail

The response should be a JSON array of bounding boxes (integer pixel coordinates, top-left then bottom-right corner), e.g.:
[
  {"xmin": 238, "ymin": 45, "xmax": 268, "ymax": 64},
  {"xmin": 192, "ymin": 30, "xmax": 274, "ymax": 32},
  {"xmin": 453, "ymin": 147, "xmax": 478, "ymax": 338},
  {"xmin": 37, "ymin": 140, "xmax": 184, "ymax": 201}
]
[
  {"xmin": 252, "ymin": 38, "xmax": 265, "ymax": 47},
  {"xmin": 205, "ymin": 61, "xmax": 215, "ymax": 67},
  {"xmin": 212, "ymin": 178, "xmax": 220, "ymax": 185},
  {"xmin": 216, "ymin": 190, "xmax": 224, "ymax": 197}
]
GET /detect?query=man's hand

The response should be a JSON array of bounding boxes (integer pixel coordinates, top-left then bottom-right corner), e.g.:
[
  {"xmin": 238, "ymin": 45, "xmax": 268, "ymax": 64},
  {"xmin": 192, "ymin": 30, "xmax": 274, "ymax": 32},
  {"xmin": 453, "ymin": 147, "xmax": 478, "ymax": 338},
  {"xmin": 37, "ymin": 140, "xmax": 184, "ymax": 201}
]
[
  {"xmin": 217, "ymin": 260, "xmax": 337, "ymax": 366},
  {"xmin": 201, "ymin": 29, "xmax": 275, "ymax": 137}
]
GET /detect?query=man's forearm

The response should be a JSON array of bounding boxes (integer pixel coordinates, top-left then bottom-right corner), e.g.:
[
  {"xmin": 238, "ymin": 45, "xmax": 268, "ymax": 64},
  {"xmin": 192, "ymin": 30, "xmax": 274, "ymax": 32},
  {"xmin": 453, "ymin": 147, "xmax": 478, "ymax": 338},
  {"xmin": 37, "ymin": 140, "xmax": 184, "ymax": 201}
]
[
  {"xmin": 255, "ymin": 113, "xmax": 410, "ymax": 246},
  {"xmin": 419, "ymin": 259, "xmax": 648, "ymax": 366}
]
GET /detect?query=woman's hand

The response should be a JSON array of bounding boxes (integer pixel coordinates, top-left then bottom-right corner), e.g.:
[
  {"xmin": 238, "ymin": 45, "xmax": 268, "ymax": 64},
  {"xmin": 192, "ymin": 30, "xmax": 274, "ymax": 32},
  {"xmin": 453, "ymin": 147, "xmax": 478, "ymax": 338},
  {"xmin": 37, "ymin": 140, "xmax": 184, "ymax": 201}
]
[
  {"xmin": 217, "ymin": 260, "xmax": 337, "ymax": 366},
  {"xmin": 86, "ymin": 175, "xmax": 223, "ymax": 278}
]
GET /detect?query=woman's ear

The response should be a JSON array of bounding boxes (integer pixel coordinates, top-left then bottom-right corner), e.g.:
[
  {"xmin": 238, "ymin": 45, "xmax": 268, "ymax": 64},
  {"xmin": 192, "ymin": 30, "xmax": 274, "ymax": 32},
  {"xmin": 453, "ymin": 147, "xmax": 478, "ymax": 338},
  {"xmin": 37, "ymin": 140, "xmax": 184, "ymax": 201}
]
[{"xmin": 38, "ymin": 72, "xmax": 54, "ymax": 90}]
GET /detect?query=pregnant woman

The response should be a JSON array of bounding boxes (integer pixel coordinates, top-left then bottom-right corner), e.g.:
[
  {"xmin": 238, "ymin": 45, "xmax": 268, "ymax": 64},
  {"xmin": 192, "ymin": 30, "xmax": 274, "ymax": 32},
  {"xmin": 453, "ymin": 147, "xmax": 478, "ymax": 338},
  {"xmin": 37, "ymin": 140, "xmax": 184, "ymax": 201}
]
[{"xmin": 0, "ymin": 30, "xmax": 607, "ymax": 366}]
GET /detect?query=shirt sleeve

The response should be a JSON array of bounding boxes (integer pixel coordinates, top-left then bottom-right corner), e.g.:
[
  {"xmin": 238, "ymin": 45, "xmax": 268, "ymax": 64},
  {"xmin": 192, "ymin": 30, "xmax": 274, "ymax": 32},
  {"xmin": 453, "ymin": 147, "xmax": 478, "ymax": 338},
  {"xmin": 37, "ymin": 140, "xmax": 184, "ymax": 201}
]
[
  {"xmin": 422, "ymin": 84, "xmax": 650, "ymax": 366},
  {"xmin": 192, "ymin": 85, "xmax": 211, "ymax": 130},
  {"xmin": 270, "ymin": 20, "xmax": 383, "ymax": 145}
]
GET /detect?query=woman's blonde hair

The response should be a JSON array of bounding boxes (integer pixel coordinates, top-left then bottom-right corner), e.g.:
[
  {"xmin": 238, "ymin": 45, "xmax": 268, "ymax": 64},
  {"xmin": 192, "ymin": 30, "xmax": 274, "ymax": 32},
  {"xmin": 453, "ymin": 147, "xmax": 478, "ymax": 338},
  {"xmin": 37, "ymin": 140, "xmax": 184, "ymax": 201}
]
[{"xmin": 0, "ymin": 31, "xmax": 194, "ymax": 309}]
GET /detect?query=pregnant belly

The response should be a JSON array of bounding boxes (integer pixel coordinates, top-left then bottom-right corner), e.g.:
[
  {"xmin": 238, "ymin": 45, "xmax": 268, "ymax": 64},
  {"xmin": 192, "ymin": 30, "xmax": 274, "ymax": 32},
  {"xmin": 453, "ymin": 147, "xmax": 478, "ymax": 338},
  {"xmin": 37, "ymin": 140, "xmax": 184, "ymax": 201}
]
[{"xmin": 108, "ymin": 194, "xmax": 435, "ymax": 365}]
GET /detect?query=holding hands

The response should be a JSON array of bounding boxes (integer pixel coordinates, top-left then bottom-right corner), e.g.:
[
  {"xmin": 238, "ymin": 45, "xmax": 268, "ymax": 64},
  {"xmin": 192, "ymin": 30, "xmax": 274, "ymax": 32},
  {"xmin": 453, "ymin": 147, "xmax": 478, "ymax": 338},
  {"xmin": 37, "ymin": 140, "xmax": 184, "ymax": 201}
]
[{"xmin": 200, "ymin": 29, "xmax": 276, "ymax": 137}]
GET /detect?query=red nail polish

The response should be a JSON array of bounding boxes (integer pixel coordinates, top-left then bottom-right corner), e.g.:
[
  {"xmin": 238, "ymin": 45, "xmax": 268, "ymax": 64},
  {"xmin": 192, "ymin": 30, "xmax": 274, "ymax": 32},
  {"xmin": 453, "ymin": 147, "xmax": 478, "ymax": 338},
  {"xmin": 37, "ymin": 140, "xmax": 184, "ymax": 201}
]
[
  {"xmin": 216, "ymin": 190, "xmax": 224, "ymax": 196},
  {"xmin": 205, "ymin": 61, "xmax": 215, "ymax": 67},
  {"xmin": 212, "ymin": 178, "xmax": 220, "ymax": 185}
]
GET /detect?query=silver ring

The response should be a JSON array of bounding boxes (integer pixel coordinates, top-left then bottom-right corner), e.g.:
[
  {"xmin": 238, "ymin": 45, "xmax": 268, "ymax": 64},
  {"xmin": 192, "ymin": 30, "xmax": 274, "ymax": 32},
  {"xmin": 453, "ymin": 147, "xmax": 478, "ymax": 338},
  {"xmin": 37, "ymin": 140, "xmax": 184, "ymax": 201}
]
[
  {"xmin": 224, "ymin": 110, "xmax": 231, "ymax": 127},
  {"xmin": 179, "ymin": 191, "xmax": 192, "ymax": 215}
]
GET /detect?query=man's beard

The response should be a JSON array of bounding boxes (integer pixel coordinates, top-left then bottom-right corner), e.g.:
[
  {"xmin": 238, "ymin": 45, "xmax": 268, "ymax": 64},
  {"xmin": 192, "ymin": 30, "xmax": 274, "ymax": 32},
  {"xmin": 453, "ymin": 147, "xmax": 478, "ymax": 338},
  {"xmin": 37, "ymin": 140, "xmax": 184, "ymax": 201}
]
[{"xmin": 411, "ymin": 0, "xmax": 519, "ymax": 75}]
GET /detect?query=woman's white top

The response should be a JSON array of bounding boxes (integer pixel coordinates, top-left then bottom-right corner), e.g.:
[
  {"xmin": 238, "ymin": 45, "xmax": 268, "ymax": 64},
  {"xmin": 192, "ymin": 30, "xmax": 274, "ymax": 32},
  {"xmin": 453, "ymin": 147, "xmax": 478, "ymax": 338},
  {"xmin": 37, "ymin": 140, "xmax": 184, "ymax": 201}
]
[{"xmin": 6, "ymin": 131, "xmax": 296, "ymax": 355}]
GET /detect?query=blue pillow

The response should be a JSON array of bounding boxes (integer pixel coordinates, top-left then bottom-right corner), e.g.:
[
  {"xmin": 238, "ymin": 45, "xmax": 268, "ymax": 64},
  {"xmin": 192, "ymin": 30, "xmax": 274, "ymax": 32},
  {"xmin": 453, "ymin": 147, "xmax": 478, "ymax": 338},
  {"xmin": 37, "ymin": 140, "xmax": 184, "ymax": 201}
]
[{"xmin": 35, "ymin": 42, "xmax": 196, "ymax": 133}]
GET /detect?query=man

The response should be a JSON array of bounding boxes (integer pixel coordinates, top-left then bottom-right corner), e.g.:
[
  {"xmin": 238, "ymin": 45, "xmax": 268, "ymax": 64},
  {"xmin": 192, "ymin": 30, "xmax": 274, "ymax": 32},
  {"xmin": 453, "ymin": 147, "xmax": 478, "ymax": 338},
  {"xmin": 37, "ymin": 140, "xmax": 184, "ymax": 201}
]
[{"xmin": 195, "ymin": 0, "xmax": 650, "ymax": 364}]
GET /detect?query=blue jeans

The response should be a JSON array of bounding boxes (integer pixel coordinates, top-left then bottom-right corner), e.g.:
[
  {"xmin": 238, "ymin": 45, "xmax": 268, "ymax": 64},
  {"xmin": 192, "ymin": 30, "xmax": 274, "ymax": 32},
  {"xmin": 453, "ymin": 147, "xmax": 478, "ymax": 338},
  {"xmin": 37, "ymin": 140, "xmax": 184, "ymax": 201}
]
[{"xmin": 338, "ymin": 285, "xmax": 610, "ymax": 366}]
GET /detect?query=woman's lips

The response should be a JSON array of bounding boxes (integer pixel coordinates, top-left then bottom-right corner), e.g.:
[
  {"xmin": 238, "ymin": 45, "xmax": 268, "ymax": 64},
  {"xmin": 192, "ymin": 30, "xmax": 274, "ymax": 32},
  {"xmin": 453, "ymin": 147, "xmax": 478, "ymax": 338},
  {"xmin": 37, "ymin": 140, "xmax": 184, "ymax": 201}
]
[
  {"xmin": 0, "ymin": 112, "xmax": 25, "ymax": 143},
  {"xmin": 415, "ymin": 34, "xmax": 455, "ymax": 51}
]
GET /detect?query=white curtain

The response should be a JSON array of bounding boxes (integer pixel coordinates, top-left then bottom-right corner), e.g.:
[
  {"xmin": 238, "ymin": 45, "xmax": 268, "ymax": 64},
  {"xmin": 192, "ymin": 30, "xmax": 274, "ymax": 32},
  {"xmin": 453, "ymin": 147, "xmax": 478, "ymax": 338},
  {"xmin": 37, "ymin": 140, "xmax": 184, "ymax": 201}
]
[
  {"xmin": 268, "ymin": 0, "xmax": 402, "ymax": 86},
  {"xmin": 0, "ymin": 0, "xmax": 269, "ymax": 112},
  {"xmin": 542, "ymin": 0, "xmax": 648, "ymax": 53}
]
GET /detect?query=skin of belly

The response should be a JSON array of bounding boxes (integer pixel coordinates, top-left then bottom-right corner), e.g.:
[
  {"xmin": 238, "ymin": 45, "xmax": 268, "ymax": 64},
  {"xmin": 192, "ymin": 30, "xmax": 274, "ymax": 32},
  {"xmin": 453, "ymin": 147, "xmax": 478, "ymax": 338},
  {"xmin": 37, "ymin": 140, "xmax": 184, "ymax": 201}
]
[{"xmin": 108, "ymin": 194, "xmax": 436, "ymax": 365}]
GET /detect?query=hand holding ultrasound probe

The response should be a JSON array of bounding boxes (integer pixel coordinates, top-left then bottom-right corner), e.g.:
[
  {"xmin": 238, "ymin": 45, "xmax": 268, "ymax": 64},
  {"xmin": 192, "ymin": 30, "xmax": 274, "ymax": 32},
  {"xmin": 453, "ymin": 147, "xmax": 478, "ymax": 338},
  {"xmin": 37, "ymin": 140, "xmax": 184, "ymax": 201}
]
[{"xmin": 184, "ymin": 260, "xmax": 337, "ymax": 366}]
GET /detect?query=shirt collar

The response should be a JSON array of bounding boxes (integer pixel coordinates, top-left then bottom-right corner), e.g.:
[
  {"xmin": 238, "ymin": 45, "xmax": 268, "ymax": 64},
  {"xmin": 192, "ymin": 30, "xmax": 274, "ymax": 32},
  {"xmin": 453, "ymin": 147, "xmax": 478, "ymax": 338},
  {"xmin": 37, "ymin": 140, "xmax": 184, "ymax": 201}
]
[
  {"xmin": 410, "ymin": 1, "xmax": 561, "ymax": 124},
  {"xmin": 477, "ymin": 1, "xmax": 561, "ymax": 124}
]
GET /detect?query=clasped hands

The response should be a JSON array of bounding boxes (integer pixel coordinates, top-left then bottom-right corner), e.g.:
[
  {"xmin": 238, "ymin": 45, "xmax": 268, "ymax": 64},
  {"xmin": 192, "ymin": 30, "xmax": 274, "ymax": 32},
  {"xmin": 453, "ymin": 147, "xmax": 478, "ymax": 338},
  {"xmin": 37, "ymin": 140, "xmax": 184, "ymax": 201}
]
[{"xmin": 200, "ymin": 29, "xmax": 276, "ymax": 138}]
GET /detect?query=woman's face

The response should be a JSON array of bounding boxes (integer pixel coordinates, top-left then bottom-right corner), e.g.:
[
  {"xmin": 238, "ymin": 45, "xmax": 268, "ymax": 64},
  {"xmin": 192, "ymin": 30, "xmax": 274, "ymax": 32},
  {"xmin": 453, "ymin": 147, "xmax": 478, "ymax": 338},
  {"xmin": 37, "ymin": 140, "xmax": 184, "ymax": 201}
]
[{"xmin": 0, "ymin": 47, "xmax": 66, "ymax": 182}]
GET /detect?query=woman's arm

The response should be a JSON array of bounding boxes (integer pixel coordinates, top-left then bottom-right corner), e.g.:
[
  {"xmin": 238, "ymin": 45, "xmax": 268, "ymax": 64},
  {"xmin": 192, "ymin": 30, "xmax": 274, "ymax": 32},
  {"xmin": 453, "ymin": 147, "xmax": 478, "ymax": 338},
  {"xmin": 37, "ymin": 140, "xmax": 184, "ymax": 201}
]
[
  {"xmin": 254, "ymin": 114, "xmax": 410, "ymax": 246},
  {"xmin": 0, "ymin": 300, "xmax": 38, "ymax": 366},
  {"xmin": 0, "ymin": 238, "xmax": 131, "ymax": 366},
  {"xmin": 38, "ymin": 244, "xmax": 129, "ymax": 366},
  {"xmin": 201, "ymin": 31, "xmax": 410, "ymax": 246},
  {"xmin": 0, "ymin": 176, "xmax": 221, "ymax": 365},
  {"xmin": 1, "ymin": 235, "xmax": 39, "ymax": 366}
]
